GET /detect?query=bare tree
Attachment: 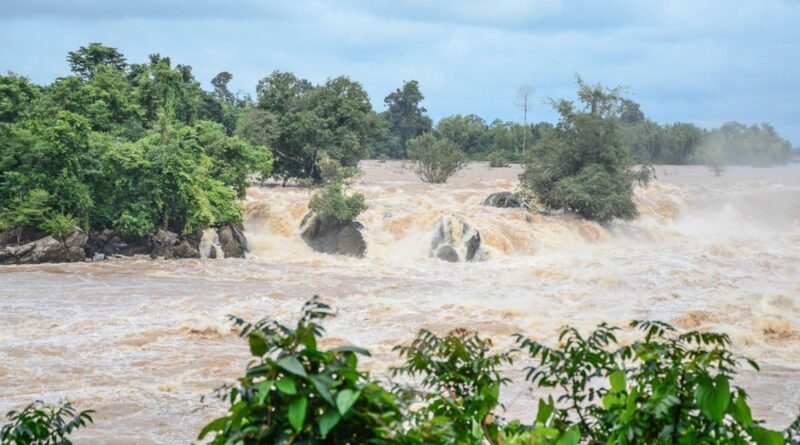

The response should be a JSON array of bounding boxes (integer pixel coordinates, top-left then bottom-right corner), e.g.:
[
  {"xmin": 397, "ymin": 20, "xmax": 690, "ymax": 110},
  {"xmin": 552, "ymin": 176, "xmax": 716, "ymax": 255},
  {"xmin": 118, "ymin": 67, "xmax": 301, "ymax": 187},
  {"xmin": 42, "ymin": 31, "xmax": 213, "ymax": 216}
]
[{"xmin": 515, "ymin": 86, "xmax": 534, "ymax": 154}]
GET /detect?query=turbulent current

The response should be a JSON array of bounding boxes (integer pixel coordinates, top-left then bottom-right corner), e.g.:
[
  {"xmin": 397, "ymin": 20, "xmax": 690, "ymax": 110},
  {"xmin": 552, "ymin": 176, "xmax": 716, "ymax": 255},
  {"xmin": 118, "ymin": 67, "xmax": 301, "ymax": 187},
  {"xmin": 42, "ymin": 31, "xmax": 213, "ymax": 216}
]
[{"xmin": 1, "ymin": 162, "xmax": 799, "ymax": 444}]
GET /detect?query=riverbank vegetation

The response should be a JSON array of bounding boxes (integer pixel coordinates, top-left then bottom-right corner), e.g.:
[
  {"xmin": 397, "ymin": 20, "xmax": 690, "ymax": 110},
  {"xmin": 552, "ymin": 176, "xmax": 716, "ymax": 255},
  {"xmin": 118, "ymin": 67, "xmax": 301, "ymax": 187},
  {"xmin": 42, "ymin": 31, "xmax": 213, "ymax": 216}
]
[
  {"xmin": 3, "ymin": 297, "xmax": 798, "ymax": 444},
  {"xmin": 1, "ymin": 42, "xmax": 795, "ymax": 252}
]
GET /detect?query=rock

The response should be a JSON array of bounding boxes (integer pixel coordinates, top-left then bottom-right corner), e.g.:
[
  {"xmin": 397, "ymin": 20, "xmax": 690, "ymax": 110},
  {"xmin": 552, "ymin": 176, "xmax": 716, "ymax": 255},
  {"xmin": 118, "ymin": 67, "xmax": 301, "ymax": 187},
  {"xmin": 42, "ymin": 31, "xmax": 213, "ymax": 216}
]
[
  {"xmin": 0, "ymin": 227, "xmax": 87, "ymax": 264},
  {"xmin": 92, "ymin": 253, "xmax": 106, "ymax": 261},
  {"xmin": 300, "ymin": 212, "xmax": 366, "ymax": 257},
  {"xmin": 483, "ymin": 191, "xmax": 523, "ymax": 208},
  {"xmin": 167, "ymin": 240, "xmax": 200, "ymax": 259},
  {"xmin": 149, "ymin": 230, "xmax": 180, "ymax": 259},
  {"xmin": 435, "ymin": 245, "xmax": 459, "ymax": 262},
  {"xmin": 429, "ymin": 215, "xmax": 484, "ymax": 262},
  {"xmin": 217, "ymin": 224, "xmax": 247, "ymax": 258}
]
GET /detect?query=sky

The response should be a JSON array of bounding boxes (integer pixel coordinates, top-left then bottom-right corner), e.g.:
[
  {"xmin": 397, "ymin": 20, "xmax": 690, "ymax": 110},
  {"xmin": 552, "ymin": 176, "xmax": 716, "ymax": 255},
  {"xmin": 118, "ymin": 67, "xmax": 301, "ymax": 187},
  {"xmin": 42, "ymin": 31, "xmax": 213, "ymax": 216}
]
[{"xmin": 1, "ymin": 0, "xmax": 798, "ymax": 145}]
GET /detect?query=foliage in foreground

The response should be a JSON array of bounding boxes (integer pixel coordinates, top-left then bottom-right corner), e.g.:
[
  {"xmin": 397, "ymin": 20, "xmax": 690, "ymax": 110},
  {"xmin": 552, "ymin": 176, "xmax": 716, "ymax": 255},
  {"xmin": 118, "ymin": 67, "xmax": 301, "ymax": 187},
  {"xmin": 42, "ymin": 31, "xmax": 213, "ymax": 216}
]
[
  {"xmin": 0, "ymin": 401, "xmax": 93, "ymax": 445},
  {"xmin": 199, "ymin": 298, "xmax": 796, "ymax": 445}
]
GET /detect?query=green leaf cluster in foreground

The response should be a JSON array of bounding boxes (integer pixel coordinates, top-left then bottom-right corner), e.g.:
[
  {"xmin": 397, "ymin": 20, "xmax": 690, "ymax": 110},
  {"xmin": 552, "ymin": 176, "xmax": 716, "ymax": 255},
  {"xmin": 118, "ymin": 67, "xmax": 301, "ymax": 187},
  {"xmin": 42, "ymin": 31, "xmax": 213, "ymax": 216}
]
[{"xmin": 3, "ymin": 300, "xmax": 800, "ymax": 445}]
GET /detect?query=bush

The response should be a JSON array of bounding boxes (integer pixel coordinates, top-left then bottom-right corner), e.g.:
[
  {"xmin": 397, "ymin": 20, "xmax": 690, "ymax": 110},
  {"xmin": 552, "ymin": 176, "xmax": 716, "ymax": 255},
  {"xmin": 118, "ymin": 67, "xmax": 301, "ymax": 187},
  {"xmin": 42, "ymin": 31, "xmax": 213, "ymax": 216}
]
[
  {"xmin": 307, "ymin": 183, "xmax": 367, "ymax": 223},
  {"xmin": 520, "ymin": 78, "xmax": 652, "ymax": 223},
  {"xmin": 198, "ymin": 297, "xmax": 406, "ymax": 444},
  {"xmin": 406, "ymin": 133, "xmax": 467, "ymax": 183},
  {"xmin": 41, "ymin": 213, "xmax": 77, "ymax": 241},
  {"xmin": 1, "ymin": 401, "xmax": 93, "ymax": 445},
  {"xmin": 487, "ymin": 151, "xmax": 510, "ymax": 168},
  {"xmin": 317, "ymin": 154, "xmax": 363, "ymax": 185}
]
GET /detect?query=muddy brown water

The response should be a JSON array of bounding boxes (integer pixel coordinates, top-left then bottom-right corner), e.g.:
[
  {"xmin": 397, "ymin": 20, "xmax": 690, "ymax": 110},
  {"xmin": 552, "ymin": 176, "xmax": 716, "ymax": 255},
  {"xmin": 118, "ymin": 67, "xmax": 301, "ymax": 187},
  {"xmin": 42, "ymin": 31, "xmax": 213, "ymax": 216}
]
[{"xmin": 1, "ymin": 162, "xmax": 799, "ymax": 443}]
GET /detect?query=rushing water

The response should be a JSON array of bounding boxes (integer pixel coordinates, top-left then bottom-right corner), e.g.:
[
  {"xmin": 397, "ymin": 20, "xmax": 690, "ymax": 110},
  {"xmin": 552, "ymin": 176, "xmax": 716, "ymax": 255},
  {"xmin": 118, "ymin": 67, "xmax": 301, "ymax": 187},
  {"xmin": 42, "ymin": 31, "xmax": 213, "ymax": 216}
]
[{"xmin": 1, "ymin": 162, "xmax": 799, "ymax": 444}]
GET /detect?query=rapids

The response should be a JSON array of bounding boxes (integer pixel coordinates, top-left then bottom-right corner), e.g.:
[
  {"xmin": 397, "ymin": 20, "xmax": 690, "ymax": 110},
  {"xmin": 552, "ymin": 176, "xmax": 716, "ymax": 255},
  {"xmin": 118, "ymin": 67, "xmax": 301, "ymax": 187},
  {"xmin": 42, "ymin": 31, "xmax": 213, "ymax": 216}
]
[{"xmin": 1, "ymin": 161, "xmax": 799, "ymax": 444}]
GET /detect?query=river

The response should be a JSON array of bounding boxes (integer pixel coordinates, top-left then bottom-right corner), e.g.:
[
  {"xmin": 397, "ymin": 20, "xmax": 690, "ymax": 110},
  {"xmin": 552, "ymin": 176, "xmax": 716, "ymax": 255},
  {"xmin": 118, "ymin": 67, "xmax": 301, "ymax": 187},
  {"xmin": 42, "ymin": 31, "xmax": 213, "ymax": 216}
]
[{"xmin": 1, "ymin": 162, "xmax": 798, "ymax": 443}]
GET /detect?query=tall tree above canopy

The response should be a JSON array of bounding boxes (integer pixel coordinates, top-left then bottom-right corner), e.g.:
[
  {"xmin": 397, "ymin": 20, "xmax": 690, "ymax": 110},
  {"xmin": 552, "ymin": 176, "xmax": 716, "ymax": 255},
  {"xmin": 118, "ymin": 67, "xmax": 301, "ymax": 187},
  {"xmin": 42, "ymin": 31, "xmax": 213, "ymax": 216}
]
[
  {"xmin": 376, "ymin": 80, "xmax": 432, "ymax": 158},
  {"xmin": 67, "ymin": 43, "xmax": 127, "ymax": 80}
]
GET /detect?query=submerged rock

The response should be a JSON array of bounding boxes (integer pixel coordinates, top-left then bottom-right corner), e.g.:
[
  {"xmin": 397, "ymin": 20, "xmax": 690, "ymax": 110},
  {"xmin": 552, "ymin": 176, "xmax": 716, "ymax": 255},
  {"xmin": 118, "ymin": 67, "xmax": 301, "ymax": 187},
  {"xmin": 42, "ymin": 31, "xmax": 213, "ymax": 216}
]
[
  {"xmin": 300, "ymin": 212, "xmax": 366, "ymax": 258},
  {"xmin": 0, "ymin": 227, "xmax": 88, "ymax": 264},
  {"xmin": 482, "ymin": 191, "xmax": 523, "ymax": 208},
  {"xmin": 429, "ymin": 215, "xmax": 483, "ymax": 262}
]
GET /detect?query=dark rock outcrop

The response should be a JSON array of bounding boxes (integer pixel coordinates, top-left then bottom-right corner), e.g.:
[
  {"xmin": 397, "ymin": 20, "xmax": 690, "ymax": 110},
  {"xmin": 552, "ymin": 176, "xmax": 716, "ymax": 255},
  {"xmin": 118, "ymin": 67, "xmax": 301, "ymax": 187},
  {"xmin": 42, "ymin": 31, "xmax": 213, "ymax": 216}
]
[
  {"xmin": 217, "ymin": 224, "xmax": 248, "ymax": 258},
  {"xmin": 300, "ymin": 212, "xmax": 366, "ymax": 257},
  {"xmin": 0, "ymin": 227, "xmax": 88, "ymax": 264},
  {"xmin": 482, "ymin": 191, "xmax": 523, "ymax": 208},
  {"xmin": 429, "ymin": 215, "xmax": 483, "ymax": 262},
  {"xmin": 149, "ymin": 230, "xmax": 200, "ymax": 259}
]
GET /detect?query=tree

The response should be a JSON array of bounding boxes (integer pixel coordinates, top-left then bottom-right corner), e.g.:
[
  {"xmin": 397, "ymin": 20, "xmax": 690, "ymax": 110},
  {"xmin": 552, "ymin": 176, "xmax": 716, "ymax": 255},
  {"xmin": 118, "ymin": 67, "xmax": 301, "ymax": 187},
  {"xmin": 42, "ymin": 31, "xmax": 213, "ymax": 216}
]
[
  {"xmin": 375, "ymin": 80, "xmax": 432, "ymax": 158},
  {"xmin": 308, "ymin": 183, "xmax": 367, "ymax": 223},
  {"xmin": 211, "ymin": 71, "xmax": 235, "ymax": 105},
  {"xmin": 435, "ymin": 114, "xmax": 489, "ymax": 158},
  {"xmin": 0, "ymin": 189, "xmax": 50, "ymax": 244},
  {"xmin": 0, "ymin": 73, "xmax": 40, "ymax": 123},
  {"xmin": 252, "ymin": 71, "xmax": 375, "ymax": 182},
  {"xmin": 407, "ymin": 133, "xmax": 467, "ymax": 183},
  {"xmin": 520, "ymin": 78, "xmax": 652, "ymax": 223},
  {"xmin": 67, "ymin": 43, "xmax": 127, "ymax": 80},
  {"xmin": 515, "ymin": 86, "xmax": 534, "ymax": 154}
]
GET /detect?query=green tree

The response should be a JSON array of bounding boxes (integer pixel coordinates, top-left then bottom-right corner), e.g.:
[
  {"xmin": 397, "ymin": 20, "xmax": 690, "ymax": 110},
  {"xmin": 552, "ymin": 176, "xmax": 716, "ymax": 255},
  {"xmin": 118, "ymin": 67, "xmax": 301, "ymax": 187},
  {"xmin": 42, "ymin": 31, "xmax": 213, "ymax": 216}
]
[
  {"xmin": 520, "ymin": 78, "xmax": 652, "ymax": 223},
  {"xmin": 0, "ymin": 189, "xmax": 50, "ymax": 244},
  {"xmin": 67, "ymin": 43, "xmax": 127, "ymax": 80},
  {"xmin": 0, "ymin": 73, "xmax": 40, "ymax": 123},
  {"xmin": 1, "ymin": 401, "xmax": 93, "ymax": 445},
  {"xmin": 407, "ymin": 133, "xmax": 468, "ymax": 183},
  {"xmin": 435, "ymin": 114, "xmax": 489, "ymax": 158},
  {"xmin": 374, "ymin": 80, "xmax": 433, "ymax": 159}
]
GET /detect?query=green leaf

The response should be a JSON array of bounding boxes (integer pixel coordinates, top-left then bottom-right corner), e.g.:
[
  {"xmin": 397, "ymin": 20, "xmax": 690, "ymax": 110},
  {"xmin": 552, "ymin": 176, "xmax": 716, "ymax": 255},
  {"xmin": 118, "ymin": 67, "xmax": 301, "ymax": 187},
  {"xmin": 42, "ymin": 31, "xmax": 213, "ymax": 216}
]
[
  {"xmin": 311, "ymin": 375, "xmax": 336, "ymax": 406},
  {"xmin": 318, "ymin": 408, "xmax": 342, "ymax": 438},
  {"xmin": 248, "ymin": 333, "xmax": 268, "ymax": 356},
  {"xmin": 277, "ymin": 356, "xmax": 308, "ymax": 377},
  {"xmin": 336, "ymin": 389, "xmax": 361, "ymax": 415},
  {"xmin": 729, "ymin": 391, "xmax": 754, "ymax": 427},
  {"xmin": 557, "ymin": 427, "xmax": 581, "ymax": 445},
  {"xmin": 750, "ymin": 426, "xmax": 785, "ymax": 445},
  {"xmin": 535, "ymin": 397, "xmax": 555, "ymax": 425},
  {"xmin": 197, "ymin": 416, "xmax": 229, "ymax": 440},
  {"xmin": 276, "ymin": 377, "xmax": 297, "ymax": 395},
  {"xmin": 288, "ymin": 397, "xmax": 307, "ymax": 432},
  {"xmin": 694, "ymin": 375, "xmax": 731, "ymax": 423},
  {"xmin": 609, "ymin": 370, "xmax": 626, "ymax": 393},
  {"xmin": 256, "ymin": 380, "xmax": 273, "ymax": 404}
]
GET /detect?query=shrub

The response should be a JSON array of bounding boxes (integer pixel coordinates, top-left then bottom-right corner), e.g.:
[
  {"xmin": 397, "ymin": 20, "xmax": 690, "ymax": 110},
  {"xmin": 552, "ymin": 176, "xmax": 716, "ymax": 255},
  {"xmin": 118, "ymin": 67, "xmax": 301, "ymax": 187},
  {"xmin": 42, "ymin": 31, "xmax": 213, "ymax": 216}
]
[
  {"xmin": 520, "ymin": 78, "xmax": 652, "ymax": 223},
  {"xmin": 406, "ymin": 133, "xmax": 467, "ymax": 183},
  {"xmin": 317, "ymin": 154, "xmax": 363, "ymax": 185},
  {"xmin": 198, "ymin": 297, "xmax": 406, "ymax": 444},
  {"xmin": 392, "ymin": 329, "xmax": 513, "ymax": 444},
  {"xmin": 0, "ymin": 401, "xmax": 93, "ymax": 445},
  {"xmin": 308, "ymin": 183, "xmax": 367, "ymax": 223},
  {"xmin": 41, "ymin": 213, "xmax": 77, "ymax": 241},
  {"xmin": 487, "ymin": 151, "xmax": 510, "ymax": 168},
  {"xmin": 515, "ymin": 320, "xmax": 788, "ymax": 444},
  {"xmin": 697, "ymin": 140, "xmax": 728, "ymax": 176}
]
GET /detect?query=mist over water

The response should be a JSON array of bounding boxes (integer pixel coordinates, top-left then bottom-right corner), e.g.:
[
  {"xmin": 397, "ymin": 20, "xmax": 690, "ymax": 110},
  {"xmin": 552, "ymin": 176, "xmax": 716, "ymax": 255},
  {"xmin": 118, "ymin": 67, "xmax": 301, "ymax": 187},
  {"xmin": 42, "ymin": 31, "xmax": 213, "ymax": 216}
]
[{"xmin": 1, "ymin": 162, "xmax": 798, "ymax": 444}]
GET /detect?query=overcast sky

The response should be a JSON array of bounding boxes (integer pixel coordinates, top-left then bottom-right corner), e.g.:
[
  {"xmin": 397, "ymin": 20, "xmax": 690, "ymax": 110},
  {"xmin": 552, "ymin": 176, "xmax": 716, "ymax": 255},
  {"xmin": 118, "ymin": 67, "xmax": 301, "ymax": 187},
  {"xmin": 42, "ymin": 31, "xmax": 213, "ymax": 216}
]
[{"xmin": 1, "ymin": 0, "xmax": 798, "ymax": 144}]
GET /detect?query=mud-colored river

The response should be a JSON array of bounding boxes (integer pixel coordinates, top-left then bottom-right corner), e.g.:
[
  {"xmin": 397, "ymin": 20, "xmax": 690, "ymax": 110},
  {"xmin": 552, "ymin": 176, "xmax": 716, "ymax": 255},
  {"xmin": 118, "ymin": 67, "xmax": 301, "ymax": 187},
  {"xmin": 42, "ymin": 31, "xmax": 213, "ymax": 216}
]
[{"xmin": 1, "ymin": 162, "xmax": 798, "ymax": 444}]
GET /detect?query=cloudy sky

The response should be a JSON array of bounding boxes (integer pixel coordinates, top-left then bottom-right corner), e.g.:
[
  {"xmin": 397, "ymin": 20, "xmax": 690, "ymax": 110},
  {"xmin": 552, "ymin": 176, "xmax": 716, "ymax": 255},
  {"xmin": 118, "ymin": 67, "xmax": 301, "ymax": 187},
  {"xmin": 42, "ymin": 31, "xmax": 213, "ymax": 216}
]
[{"xmin": 1, "ymin": 0, "xmax": 798, "ymax": 144}]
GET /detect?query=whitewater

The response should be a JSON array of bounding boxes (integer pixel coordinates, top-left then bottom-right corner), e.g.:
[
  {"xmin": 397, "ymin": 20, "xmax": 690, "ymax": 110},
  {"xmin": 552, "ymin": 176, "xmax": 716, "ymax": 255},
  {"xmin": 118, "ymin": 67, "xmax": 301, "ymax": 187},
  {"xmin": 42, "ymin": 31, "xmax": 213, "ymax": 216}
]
[{"xmin": 1, "ymin": 161, "xmax": 798, "ymax": 444}]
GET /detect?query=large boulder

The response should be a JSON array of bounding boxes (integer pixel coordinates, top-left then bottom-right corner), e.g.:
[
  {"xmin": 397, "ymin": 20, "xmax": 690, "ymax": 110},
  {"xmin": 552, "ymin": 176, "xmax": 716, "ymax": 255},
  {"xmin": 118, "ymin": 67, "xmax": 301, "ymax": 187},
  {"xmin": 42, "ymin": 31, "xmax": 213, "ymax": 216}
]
[
  {"xmin": 0, "ymin": 227, "xmax": 87, "ymax": 264},
  {"xmin": 429, "ymin": 215, "xmax": 483, "ymax": 262},
  {"xmin": 88, "ymin": 229, "xmax": 150, "ymax": 257},
  {"xmin": 217, "ymin": 223, "xmax": 248, "ymax": 258},
  {"xmin": 483, "ymin": 191, "xmax": 523, "ymax": 208},
  {"xmin": 149, "ymin": 230, "xmax": 200, "ymax": 259},
  {"xmin": 300, "ymin": 212, "xmax": 366, "ymax": 258}
]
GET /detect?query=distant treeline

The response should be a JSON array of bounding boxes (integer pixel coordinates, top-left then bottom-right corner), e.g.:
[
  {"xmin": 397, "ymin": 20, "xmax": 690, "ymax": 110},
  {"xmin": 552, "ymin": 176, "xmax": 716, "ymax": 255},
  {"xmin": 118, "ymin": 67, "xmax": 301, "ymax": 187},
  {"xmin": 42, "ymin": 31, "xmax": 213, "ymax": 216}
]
[{"xmin": 0, "ymin": 43, "xmax": 794, "ymax": 247}]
